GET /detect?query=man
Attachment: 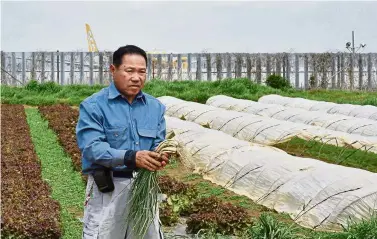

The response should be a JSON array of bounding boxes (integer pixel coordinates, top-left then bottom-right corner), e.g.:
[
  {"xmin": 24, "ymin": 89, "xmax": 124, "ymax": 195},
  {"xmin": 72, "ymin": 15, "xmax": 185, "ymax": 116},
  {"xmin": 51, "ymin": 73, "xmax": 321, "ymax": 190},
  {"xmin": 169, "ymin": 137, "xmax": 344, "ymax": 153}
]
[{"xmin": 76, "ymin": 45, "xmax": 169, "ymax": 239}]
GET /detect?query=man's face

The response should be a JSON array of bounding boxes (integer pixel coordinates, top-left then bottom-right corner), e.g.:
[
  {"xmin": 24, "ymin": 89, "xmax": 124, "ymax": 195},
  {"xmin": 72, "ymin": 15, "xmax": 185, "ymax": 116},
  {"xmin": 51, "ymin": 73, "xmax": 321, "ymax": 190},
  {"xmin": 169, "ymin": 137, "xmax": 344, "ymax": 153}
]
[{"xmin": 110, "ymin": 54, "xmax": 147, "ymax": 99}]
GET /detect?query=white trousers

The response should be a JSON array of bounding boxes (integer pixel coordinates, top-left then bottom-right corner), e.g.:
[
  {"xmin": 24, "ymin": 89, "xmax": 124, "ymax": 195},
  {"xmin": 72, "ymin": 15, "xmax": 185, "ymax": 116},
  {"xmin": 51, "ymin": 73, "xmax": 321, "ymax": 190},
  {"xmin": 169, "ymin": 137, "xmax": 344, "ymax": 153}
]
[{"xmin": 82, "ymin": 175, "xmax": 164, "ymax": 239}]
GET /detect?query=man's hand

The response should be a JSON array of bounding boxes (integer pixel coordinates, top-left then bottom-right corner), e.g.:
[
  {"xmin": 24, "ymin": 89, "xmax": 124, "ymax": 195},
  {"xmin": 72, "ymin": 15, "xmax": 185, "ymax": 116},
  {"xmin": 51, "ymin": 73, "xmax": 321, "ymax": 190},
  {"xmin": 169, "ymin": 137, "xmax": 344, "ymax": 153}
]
[
  {"xmin": 159, "ymin": 152, "xmax": 170, "ymax": 168},
  {"xmin": 135, "ymin": 151, "xmax": 167, "ymax": 171}
]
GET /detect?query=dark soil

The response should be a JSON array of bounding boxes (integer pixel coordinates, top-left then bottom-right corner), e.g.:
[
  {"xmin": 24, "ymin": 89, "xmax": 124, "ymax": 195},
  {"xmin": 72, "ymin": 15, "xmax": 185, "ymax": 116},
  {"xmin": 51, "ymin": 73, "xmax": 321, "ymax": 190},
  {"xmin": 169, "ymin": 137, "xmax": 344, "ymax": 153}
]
[{"xmin": 1, "ymin": 104, "xmax": 62, "ymax": 238}]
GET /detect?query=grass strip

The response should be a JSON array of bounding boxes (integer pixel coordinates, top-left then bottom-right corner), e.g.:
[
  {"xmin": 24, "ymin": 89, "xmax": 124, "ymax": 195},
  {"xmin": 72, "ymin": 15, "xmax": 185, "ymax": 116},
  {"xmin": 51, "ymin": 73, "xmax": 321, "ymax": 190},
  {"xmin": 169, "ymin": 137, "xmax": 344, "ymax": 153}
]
[
  {"xmin": 25, "ymin": 108, "xmax": 86, "ymax": 239},
  {"xmin": 2, "ymin": 79, "xmax": 377, "ymax": 106},
  {"xmin": 38, "ymin": 104, "xmax": 82, "ymax": 173},
  {"xmin": 275, "ymin": 137, "xmax": 377, "ymax": 173}
]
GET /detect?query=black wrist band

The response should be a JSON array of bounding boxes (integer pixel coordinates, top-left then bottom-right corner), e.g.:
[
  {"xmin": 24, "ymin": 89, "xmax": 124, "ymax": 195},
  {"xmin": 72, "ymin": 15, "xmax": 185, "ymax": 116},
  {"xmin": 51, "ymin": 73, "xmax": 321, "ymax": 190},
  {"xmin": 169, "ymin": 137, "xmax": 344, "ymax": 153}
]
[{"xmin": 124, "ymin": 150, "xmax": 137, "ymax": 170}]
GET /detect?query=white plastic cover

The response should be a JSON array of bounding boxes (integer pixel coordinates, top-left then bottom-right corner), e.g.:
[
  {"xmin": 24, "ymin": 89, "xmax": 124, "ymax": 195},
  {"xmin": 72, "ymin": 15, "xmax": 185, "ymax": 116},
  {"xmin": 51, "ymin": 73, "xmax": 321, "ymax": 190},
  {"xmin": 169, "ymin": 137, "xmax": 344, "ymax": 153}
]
[
  {"xmin": 206, "ymin": 95, "xmax": 377, "ymax": 137},
  {"xmin": 165, "ymin": 116, "xmax": 377, "ymax": 231},
  {"xmin": 159, "ymin": 96, "xmax": 377, "ymax": 154},
  {"xmin": 258, "ymin": 94, "xmax": 377, "ymax": 121}
]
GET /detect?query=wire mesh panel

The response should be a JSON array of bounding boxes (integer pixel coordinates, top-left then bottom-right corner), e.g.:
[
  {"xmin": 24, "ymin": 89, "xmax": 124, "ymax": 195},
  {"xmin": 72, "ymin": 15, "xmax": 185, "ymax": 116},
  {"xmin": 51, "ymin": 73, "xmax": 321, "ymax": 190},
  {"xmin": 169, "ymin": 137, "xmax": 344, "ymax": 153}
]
[{"xmin": 1, "ymin": 51, "xmax": 377, "ymax": 90}]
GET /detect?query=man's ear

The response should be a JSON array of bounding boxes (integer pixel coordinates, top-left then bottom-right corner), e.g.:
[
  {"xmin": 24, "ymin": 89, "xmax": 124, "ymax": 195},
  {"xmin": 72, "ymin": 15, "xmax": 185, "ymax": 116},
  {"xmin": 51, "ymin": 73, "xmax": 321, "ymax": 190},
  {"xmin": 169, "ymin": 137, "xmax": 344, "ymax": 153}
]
[{"xmin": 110, "ymin": 64, "xmax": 116, "ymax": 75}]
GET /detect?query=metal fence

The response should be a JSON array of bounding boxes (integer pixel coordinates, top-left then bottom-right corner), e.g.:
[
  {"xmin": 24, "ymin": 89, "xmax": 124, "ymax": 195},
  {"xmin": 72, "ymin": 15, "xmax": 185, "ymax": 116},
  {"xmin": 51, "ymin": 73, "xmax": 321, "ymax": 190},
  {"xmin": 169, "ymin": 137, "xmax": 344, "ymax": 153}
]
[{"xmin": 1, "ymin": 51, "xmax": 377, "ymax": 90}]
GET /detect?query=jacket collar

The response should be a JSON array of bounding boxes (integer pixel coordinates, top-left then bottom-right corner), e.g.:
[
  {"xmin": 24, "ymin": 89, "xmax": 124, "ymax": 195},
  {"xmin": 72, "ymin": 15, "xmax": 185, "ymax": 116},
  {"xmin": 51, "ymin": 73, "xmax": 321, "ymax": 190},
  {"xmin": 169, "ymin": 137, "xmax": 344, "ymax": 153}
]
[{"xmin": 108, "ymin": 82, "xmax": 146, "ymax": 104}]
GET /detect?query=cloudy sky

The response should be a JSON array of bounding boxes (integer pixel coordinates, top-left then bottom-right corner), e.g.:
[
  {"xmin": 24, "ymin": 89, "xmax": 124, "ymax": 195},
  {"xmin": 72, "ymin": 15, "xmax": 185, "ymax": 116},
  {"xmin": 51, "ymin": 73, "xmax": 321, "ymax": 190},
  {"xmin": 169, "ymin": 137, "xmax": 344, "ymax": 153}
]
[{"xmin": 1, "ymin": 1, "xmax": 377, "ymax": 53}]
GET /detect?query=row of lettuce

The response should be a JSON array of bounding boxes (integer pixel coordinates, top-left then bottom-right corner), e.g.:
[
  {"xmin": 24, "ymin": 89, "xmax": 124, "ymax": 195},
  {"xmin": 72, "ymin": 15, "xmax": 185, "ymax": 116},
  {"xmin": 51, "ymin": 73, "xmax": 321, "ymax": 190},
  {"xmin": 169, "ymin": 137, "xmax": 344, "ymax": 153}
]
[{"xmin": 2, "ymin": 105, "xmax": 62, "ymax": 238}]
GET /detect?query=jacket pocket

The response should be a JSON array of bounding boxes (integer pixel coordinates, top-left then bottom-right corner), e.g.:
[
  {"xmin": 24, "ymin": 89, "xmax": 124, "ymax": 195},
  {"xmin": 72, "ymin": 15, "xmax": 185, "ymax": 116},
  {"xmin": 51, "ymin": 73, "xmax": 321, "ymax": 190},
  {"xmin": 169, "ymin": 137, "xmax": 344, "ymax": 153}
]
[
  {"xmin": 104, "ymin": 126, "xmax": 127, "ymax": 149},
  {"xmin": 137, "ymin": 127, "xmax": 157, "ymax": 150},
  {"xmin": 137, "ymin": 128, "xmax": 157, "ymax": 138}
]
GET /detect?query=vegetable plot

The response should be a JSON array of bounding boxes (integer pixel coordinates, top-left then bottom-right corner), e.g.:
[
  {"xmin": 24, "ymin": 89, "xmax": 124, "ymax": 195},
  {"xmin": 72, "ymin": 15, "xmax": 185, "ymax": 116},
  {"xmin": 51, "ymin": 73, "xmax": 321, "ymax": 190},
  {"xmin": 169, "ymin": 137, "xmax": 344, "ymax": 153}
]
[
  {"xmin": 1, "ymin": 105, "xmax": 62, "ymax": 238},
  {"xmin": 164, "ymin": 116, "xmax": 377, "ymax": 231},
  {"xmin": 158, "ymin": 96, "xmax": 377, "ymax": 154},
  {"xmin": 258, "ymin": 94, "xmax": 377, "ymax": 121}
]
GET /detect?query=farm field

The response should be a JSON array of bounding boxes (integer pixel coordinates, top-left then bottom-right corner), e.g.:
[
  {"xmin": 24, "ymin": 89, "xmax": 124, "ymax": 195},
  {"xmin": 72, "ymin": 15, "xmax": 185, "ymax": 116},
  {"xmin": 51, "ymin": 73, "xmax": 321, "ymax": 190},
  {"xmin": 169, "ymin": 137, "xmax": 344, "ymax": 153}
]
[{"xmin": 1, "ymin": 79, "xmax": 377, "ymax": 239}]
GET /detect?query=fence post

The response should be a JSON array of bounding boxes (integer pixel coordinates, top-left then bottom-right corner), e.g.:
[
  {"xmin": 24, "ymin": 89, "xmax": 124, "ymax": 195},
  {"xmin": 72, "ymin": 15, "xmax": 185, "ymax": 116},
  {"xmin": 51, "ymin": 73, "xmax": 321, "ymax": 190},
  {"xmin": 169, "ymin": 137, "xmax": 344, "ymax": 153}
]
[
  {"xmin": 341, "ymin": 53, "xmax": 345, "ymax": 89},
  {"xmin": 256, "ymin": 54, "xmax": 262, "ymax": 84},
  {"xmin": 99, "ymin": 52, "xmax": 104, "ymax": 85},
  {"xmin": 216, "ymin": 53, "xmax": 222, "ymax": 80},
  {"xmin": 331, "ymin": 54, "xmax": 336, "ymax": 89},
  {"xmin": 196, "ymin": 53, "xmax": 202, "ymax": 81},
  {"xmin": 11, "ymin": 52, "xmax": 17, "ymax": 85},
  {"xmin": 70, "ymin": 52, "xmax": 75, "ymax": 84},
  {"xmin": 349, "ymin": 53, "xmax": 354, "ymax": 90},
  {"xmin": 187, "ymin": 53, "xmax": 192, "ymax": 80},
  {"xmin": 321, "ymin": 56, "xmax": 327, "ymax": 89},
  {"xmin": 41, "ymin": 52, "xmax": 45, "ymax": 83},
  {"xmin": 60, "ymin": 52, "xmax": 65, "ymax": 85},
  {"xmin": 57, "ymin": 51, "xmax": 60, "ymax": 84},
  {"xmin": 246, "ymin": 54, "xmax": 252, "ymax": 81},
  {"xmin": 168, "ymin": 54, "xmax": 173, "ymax": 81},
  {"xmin": 226, "ymin": 53, "xmax": 232, "ymax": 79},
  {"xmin": 31, "ymin": 52, "xmax": 36, "ymax": 82},
  {"xmin": 177, "ymin": 54, "xmax": 182, "ymax": 80},
  {"xmin": 108, "ymin": 52, "xmax": 113, "ymax": 82},
  {"xmin": 304, "ymin": 54, "xmax": 309, "ymax": 90},
  {"xmin": 22, "ymin": 52, "xmax": 26, "ymax": 84},
  {"xmin": 266, "ymin": 54, "xmax": 271, "ymax": 78},
  {"xmin": 80, "ymin": 52, "xmax": 84, "ymax": 84},
  {"xmin": 358, "ymin": 54, "xmax": 363, "ymax": 90},
  {"xmin": 287, "ymin": 53, "xmax": 291, "ymax": 82},
  {"xmin": 147, "ymin": 54, "xmax": 152, "ymax": 80},
  {"xmin": 295, "ymin": 54, "xmax": 299, "ymax": 89},
  {"xmin": 312, "ymin": 54, "xmax": 318, "ymax": 88},
  {"xmin": 276, "ymin": 54, "xmax": 281, "ymax": 76},
  {"xmin": 51, "ymin": 52, "xmax": 55, "ymax": 82},
  {"xmin": 375, "ymin": 54, "xmax": 377, "ymax": 87},
  {"xmin": 89, "ymin": 52, "xmax": 94, "ymax": 85},
  {"xmin": 367, "ymin": 53, "xmax": 372, "ymax": 89},
  {"xmin": 235, "ymin": 54, "xmax": 242, "ymax": 78},
  {"xmin": 282, "ymin": 54, "xmax": 286, "ymax": 78},
  {"xmin": 337, "ymin": 53, "xmax": 341, "ymax": 89},
  {"xmin": 206, "ymin": 53, "xmax": 211, "ymax": 81},
  {"xmin": 157, "ymin": 54, "xmax": 162, "ymax": 79},
  {"xmin": 1, "ymin": 52, "xmax": 7, "ymax": 85}
]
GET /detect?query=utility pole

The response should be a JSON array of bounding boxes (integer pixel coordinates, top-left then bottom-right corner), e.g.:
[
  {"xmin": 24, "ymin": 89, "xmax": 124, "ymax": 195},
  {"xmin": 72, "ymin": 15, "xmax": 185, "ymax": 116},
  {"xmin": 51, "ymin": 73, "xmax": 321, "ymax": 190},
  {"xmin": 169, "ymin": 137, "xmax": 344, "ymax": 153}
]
[
  {"xmin": 352, "ymin": 31, "xmax": 355, "ymax": 54},
  {"xmin": 344, "ymin": 31, "xmax": 367, "ymax": 90},
  {"xmin": 57, "ymin": 50, "xmax": 60, "ymax": 84},
  {"xmin": 346, "ymin": 31, "xmax": 366, "ymax": 53}
]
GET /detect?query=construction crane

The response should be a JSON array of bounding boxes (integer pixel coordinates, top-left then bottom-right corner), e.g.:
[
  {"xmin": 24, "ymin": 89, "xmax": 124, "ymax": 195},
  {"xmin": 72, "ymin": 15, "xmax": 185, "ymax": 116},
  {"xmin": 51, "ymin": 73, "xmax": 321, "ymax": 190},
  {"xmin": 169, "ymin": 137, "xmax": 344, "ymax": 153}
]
[
  {"xmin": 84, "ymin": 24, "xmax": 188, "ymax": 80},
  {"xmin": 85, "ymin": 23, "xmax": 99, "ymax": 52}
]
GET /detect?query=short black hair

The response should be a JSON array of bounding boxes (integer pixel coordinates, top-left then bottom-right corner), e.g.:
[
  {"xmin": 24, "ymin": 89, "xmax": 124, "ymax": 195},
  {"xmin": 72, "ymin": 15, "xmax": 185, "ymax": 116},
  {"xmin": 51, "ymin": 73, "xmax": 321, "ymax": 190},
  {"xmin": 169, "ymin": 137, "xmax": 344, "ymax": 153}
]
[{"xmin": 113, "ymin": 45, "xmax": 148, "ymax": 67}]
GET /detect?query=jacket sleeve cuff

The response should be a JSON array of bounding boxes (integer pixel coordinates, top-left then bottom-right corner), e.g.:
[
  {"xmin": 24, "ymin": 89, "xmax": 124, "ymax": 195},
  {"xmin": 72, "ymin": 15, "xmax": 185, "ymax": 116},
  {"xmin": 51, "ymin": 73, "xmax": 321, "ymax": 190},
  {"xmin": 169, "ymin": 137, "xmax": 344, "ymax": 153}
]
[
  {"xmin": 124, "ymin": 150, "xmax": 137, "ymax": 170},
  {"xmin": 109, "ymin": 149, "xmax": 128, "ymax": 167}
]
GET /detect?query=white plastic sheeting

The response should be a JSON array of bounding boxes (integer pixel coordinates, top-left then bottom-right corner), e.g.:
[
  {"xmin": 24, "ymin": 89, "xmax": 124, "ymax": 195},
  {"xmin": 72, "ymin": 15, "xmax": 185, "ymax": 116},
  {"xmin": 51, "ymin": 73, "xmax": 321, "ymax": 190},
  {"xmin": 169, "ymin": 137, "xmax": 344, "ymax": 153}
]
[
  {"xmin": 259, "ymin": 94, "xmax": 377, "ymax": 121},
  {"xmin": 165, "ymin": 116, "xmax": 377, "ymax": 231},
  {"xmin": 159, "ymin": 96, "xmax": 377, "ymax": 154},
  {"xmin": 207, "ymin": 95, "xmax": 377, "ymax": 137}
]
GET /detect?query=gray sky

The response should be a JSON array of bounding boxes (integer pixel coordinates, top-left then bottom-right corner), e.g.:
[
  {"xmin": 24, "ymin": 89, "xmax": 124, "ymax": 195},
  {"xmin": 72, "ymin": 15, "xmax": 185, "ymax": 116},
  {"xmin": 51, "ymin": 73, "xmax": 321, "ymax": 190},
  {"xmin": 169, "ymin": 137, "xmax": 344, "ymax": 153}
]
[{"xmin": 1, "ymin": 1, "xmax": 377, "ymax": 53}]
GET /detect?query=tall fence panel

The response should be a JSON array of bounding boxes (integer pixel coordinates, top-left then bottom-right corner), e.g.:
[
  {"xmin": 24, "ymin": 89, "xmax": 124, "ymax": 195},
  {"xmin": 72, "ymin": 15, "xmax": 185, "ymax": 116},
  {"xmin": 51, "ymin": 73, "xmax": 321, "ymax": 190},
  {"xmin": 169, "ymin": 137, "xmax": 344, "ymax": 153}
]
[{"xmin": 1, "ymin": 51, "xmax": 377, "ymax": 90}]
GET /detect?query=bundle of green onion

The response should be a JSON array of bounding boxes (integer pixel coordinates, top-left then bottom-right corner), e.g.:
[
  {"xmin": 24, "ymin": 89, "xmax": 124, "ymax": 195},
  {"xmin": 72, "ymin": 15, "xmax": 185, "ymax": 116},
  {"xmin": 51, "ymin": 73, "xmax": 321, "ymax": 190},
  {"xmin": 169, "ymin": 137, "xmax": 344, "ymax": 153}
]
[{"xmin": 126, "ymin": 139, "xmax": 178, "ymax": 238}]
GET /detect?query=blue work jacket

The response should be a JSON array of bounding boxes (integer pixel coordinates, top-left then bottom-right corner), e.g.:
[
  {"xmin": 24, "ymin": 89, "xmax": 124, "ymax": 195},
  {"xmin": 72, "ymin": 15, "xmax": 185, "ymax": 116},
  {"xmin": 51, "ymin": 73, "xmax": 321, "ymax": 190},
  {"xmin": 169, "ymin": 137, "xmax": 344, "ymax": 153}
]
[{"xmin": 75, "ymin": 82, "xmax": 166, "ymax": 174}]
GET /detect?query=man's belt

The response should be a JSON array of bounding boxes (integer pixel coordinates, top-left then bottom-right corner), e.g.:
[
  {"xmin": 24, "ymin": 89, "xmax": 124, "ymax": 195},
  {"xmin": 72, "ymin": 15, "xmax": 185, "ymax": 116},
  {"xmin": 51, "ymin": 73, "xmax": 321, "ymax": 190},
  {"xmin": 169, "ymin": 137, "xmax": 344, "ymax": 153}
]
[{"xmin": 113, "ymin": 170, "xmax": 134, "ymax": 178}]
